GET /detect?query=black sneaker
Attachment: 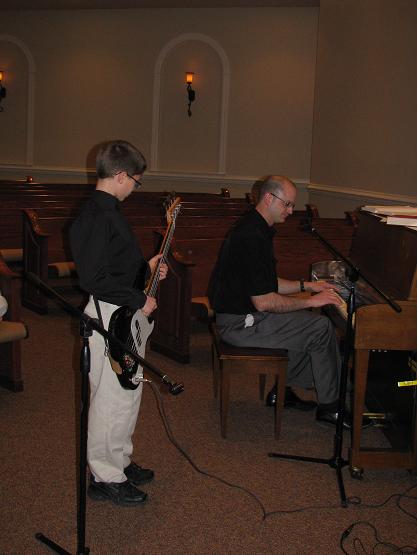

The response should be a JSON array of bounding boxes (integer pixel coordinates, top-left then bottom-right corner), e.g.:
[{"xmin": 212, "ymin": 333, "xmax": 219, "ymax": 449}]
[
  {"xmin": 88, "ymin": 477, "xmax": 147, "ymax": 506},
  {"xmin": 124, "ymin": 461, "xmax": 154, "ymax": 485}
]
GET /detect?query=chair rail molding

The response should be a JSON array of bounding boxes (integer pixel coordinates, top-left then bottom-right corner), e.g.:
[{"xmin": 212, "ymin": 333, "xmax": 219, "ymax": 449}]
[
  {"xmin": 0, "ymin": 34, "xmax": 36, "ymax": 166},
  {"xmin": 0, "ymin": 164, "xmax": 308, "ymax": 198},
  {"xmin": 151, "ymin": 32, "xmax": 230, "ymax": 174},
  {"xmin": 308, "ymin": 182, "xmax": 417, "ymax": 205}
]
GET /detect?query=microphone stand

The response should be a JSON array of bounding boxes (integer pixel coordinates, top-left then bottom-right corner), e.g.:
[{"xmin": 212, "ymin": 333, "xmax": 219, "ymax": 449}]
[
  {"xmin": 268, "ymin": 220, "xmax": 401, "ymax": 508},
  {"xmin": 26, "ymin": 272, "xmax": 184, "ymax": 555}
]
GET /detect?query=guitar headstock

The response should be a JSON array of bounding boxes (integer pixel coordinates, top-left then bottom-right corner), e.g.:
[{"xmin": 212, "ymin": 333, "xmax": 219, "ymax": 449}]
[
  {"xmin": 165, "ymin": 195, "xmax": 181, "ymax": 225},
  {"xmin": 163, "ymin": 191, "xmax": 177, "ymax": 210}
]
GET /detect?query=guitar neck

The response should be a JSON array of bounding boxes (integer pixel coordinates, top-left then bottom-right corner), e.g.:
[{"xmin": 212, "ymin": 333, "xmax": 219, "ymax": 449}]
[{"xmin": 145, "ymin": 201, "xmax": 179, "ymax": 297}]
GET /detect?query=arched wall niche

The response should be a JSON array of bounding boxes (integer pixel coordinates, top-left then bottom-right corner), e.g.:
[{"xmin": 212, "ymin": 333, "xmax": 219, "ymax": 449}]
[
  {"xmin": 0, "ymin": 35, "xmax": 35, "ymax": 166},
  {"xmin": 151, "ymin": 33, "xmax": 230, "ymax": 174}
]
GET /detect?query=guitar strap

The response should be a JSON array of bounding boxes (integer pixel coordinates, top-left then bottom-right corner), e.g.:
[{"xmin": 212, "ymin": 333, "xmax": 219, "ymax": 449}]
[{"xmin": 92, "ymin": 295, "xmax": 109, "ymax": 357}]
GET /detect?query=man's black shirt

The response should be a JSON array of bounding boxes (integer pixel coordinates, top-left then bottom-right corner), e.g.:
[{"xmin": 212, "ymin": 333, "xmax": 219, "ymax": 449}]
[
  {"xmin": 70, "ymin": 190, "xmax": 148, "ymax": 309},
  {"xmin": 210, "ymin": 209, "xmax": 277, "ymax": 314}
]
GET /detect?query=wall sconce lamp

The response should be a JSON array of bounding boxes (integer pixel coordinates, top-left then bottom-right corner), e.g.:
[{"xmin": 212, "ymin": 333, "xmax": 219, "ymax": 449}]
[
  {"xmin": 185, "ymin": 72, "xmax": 195, "ymax": 117},
  {"xmin": 0, "ymin": 71, "xmax": 6, "ymax": 112}
]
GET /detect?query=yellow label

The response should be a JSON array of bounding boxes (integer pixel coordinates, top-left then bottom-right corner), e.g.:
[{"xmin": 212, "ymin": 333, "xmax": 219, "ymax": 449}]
[{"xmin": 398, "ymin": 380, "xmax": 417, "ymax": 387}]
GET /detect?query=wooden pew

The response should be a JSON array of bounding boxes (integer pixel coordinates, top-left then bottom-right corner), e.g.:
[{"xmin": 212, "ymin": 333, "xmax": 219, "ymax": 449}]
[
  {"xmin": 19, "ymin": 203, "xmax": 317, "ymax": 316},
  {"xmin": 0, "ymin": 253, "xmax": 28, "ymax": 391},
  {"xmin": 22, "ymin": 210, "xmax": 72, "ymax": 313},
  {"xmin": 13, "ymin": 184, "xmax": 317, "ymax": 324},
  {"xmin": 0, "ymin": 185, "xmax": 246, "ymax": 248},
  {"xmin": 0, "ymin": 186, "xmax": 247, "ymax": 262},
  {"xmin": 18, "ymin": 201, "xmax": 270, "ymax": 281},
  {"xmin": 0, "ymin": 182, "xmax": 231, "ymax": 199},
  {"xmin": 272, "ymin": 217, "xmax": 354, "ymax": 280},
  {"xmin": 21, "ymin": 208, "xmax": 169, "ymax": 313}
]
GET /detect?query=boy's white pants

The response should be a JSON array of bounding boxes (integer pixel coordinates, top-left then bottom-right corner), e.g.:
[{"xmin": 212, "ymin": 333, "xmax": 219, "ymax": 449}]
[{"xmin": 85, "ymin": 296, "xmax": 143, "ymax": 483}]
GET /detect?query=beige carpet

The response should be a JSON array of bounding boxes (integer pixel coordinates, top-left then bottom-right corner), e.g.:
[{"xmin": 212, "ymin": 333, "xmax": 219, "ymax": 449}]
[{"xmin": 0, "ymin": 291, "xmax": 416, "ymax": 555}]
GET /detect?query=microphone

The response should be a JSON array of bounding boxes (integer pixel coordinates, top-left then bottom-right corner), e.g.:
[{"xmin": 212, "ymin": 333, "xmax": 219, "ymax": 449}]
[{"xmin": 301, "ymin": 215, "xmax": 314, "ymax": 233}]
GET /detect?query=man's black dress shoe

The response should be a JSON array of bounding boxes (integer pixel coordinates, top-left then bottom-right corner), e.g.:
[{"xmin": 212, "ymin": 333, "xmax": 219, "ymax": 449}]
[
  {"xmin": 124, "ymin": 461, "xmax": 154, "ymax": 485},
  {"xmin": 88, "ymin": 476, "xmax": 147, "ymax": 506},
  {"xmin": 316, "ymin": 407, "xmax": 352, "ymax": 430},
  {"xmin": 266, "ymin": 386, "xmax": 317, "ymax": 411},
  {"xmin": 316, "ymin": 407, "xmax": 373, "ymax": 430}
]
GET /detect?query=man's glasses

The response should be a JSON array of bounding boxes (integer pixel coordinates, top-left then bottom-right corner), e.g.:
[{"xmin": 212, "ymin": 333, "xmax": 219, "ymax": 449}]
[
  {"xmin": 127, "ymin": 174, "xmax": 142, "ymax": 190},
  {"xmin": 270, "ymin": 192, "xmax": 296, "ymax": 210}
]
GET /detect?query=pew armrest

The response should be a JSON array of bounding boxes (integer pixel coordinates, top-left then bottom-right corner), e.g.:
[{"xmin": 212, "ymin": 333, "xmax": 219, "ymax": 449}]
[
  {"xmin": 192, "ymin": 296, "xmax": 214, "ymax": 319},
  {"xmin": 48, "ymin": 261, "xmax": 76, "ymax": 278},
  {"xmin": 0, "ymin": 321, "xmax": 28, "ymax": 344},
  {"xmin": 0, "ymin": 249, "xmax": 23, "ymax": 263}
]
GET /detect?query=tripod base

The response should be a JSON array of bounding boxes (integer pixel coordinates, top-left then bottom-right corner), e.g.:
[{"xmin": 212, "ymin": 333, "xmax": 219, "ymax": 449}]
[
  {"xmin": 36, "ymin": 533, "xmax": 71, "ymax": 555},
  {"xmin": 268, "ymin": 451, "xmax": 349, "ymax": 507},
  {"xmin": 36, "ymin": 533, "xmax": 90, "ymax": 555},
  {"xmin": 35, "ymin": 324, "xmax": 92, "ymax": 555}
]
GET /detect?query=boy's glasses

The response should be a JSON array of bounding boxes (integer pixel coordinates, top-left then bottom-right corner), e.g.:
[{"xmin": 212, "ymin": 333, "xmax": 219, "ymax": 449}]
[{"xmin": 127, "ymin": 174, "xmax": 142, "ymax": 190}]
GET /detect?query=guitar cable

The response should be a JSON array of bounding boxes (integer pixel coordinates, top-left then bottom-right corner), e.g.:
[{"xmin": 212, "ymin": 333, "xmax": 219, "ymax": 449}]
[
  {"xmin": 339, "ymin": 484, "xmax": 417, "ymax": 555},
  {"xmin": 140, "ymin": 377, "xmax": 270, "ymax": 520},
  {"xmin": 140, "ymin": 378, "xmax": 417, "ymax": 552}
]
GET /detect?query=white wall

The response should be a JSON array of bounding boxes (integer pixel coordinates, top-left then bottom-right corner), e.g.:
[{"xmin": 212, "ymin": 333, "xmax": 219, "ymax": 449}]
[
  {"xmin": 2, "ymin": 3, "xmax": 415, "ymax": 214},
  {"xmin": 0, "ymin": 7, "xmax": 317, "ymax": 205},
  {"xmin": 310, "ymin": 0, "xmax": 417, "ymax": 216}
]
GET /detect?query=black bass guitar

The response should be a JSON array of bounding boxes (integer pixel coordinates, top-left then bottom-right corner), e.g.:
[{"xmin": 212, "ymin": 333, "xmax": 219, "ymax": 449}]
[{"xmin": 108, "ymin": 197, "xmax": 181, "ymax": 389}]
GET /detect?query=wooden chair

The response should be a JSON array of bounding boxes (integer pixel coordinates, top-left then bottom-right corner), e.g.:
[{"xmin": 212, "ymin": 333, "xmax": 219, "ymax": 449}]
[
  {"xmin": 210, "ymin": 321, "xmax": 288, "ymax": 440},
  {"xmin": 0, "ymin": 253, "xmax": 28, "ymax": 391}
]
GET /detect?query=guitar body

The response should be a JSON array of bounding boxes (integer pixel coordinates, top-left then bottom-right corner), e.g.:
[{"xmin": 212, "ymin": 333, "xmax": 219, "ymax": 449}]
[
  {"xmin": 107, "ymin": 196, "xmax": 180, "ymax": 389},
  {"xmin": 108, "ymin": 305, "xmax": 154, "ymax": 390}
]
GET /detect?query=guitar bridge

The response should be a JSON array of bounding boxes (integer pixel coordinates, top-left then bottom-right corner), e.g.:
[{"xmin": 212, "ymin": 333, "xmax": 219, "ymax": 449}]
[{"xmin": 122, "ymin": 353, "xmax": 136, "ymax": 371}]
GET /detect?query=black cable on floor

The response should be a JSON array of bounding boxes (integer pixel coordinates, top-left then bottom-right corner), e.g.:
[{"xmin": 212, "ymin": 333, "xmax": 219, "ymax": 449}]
[
  {"xmin": 340, "ymin": 520, "xmax": 417, "ymax": 555},
  {"xmin": 340, "ymin": 485, "xmax": 417, "ymax": 555},
  {"xmin": 143, "ymin": 378, "xmax": 417, "ymax": 552},
  {"xmin": 143, "ymin": 378, "xmax": 269, "ymax": 520}
]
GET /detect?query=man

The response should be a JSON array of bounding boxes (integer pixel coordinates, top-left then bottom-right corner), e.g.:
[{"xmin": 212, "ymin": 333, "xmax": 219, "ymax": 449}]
[
  {"xmin": 210, "ymin": 175, "xmax": 347, "ymax": 427},
  {"xmin": 70, "ymin": 140, "xmax": 167, "ymax": 506}
]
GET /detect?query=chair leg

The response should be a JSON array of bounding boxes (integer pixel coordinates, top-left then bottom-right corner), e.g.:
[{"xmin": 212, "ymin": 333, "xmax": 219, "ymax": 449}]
[
  {"xmin": 220, "ymin": 361, "xmax": 230, "ymax": 438},
  {"xmin": 212, "ymin": 344, "xmax": 220, "ymax": 399},
  {"xmin": 259, "ymin": 373, "xmax": 267, "ymax": 400},
  {"xmin": 274, "ymin": 367, "xmax": 286, "ymax": 440}
]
